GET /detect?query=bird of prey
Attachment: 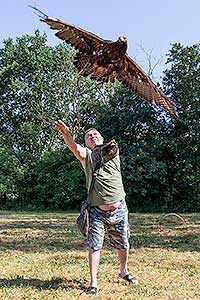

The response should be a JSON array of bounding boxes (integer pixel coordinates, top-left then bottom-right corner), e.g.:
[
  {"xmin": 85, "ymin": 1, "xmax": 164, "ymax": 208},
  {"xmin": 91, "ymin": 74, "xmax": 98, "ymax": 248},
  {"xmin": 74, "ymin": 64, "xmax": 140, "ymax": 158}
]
[{"xmin": 30, "ymin": 6, "xmax": 177, "ymax": 115}]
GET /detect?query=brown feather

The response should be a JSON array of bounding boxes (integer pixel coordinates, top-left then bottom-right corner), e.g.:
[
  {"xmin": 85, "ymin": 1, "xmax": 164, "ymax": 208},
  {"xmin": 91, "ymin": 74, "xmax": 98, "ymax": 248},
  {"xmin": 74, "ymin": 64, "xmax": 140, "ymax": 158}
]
[{"xmin": 38, "ymin": 13, "xmax": 177, "ymax": 116}]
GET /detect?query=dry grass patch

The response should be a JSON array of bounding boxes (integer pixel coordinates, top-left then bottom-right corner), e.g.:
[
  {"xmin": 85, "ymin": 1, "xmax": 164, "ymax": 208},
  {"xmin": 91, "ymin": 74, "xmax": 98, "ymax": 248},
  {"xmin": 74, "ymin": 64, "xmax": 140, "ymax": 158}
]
[{"xmin": 0, "ymin": 211, "xmax": 199, "ymax": 300}]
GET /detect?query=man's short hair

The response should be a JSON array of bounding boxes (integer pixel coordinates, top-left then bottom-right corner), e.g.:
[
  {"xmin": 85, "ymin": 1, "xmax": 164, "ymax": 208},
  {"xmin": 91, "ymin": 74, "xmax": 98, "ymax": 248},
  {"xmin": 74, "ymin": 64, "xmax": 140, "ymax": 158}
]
[{"xmin": 85, "ymin": 128, "xmax": 98, "ymax": 135}]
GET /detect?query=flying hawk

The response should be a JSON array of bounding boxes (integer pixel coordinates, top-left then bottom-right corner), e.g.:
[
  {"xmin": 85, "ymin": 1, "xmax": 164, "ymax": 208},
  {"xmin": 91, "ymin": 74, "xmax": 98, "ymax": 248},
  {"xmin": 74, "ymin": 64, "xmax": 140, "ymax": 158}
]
[{"xmin": 30, "ymin": 6, "xmax": 177, "ymax": 115}]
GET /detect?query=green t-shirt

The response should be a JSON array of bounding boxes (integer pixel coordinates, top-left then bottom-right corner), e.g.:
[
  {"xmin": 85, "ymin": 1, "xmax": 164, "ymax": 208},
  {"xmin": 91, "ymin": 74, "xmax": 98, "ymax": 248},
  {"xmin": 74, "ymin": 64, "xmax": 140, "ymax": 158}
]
[{"xmin": 84, "ymin": 148, "xmax": 125, "ymax": 206}]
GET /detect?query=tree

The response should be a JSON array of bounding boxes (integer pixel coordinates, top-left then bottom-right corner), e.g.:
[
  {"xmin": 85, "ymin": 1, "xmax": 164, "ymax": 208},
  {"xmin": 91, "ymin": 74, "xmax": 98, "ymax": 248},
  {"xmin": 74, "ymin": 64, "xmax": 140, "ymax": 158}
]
[
  {"xmin": 162, "ymin": 43, "xmax": 200, "ymax": 211},
  {"xmin": 0, "ymin": 31, "xmax": 70, "ymax": 163},
  {"xmin": 0, "ymin": 147, "xmax": 23, "ymax": 206},
  {"xmin": 0, "ymin": 31, "xmax": 103, "ymax": 207},
  {"xmin": 31, "ymin": 149, "xmax": 86, "ymax": 210}
]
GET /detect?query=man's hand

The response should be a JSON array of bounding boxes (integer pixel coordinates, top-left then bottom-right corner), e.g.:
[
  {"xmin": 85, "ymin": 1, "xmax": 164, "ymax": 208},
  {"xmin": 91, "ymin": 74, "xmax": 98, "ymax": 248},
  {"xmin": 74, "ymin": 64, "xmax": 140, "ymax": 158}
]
[
  {"xmin": 92, "ymin": 139, "xmax": 119, "ymax": 162},
  {"xmin": 54, "ymin": 119, "xmax": 86, "ymax": 167},
  {"xmin": 54, "ymin": 120, "xmax": 69, "ymax": 136},
  {"xmin": 103, "ymin": 139, "xmax": 119, "ymax": 158}
]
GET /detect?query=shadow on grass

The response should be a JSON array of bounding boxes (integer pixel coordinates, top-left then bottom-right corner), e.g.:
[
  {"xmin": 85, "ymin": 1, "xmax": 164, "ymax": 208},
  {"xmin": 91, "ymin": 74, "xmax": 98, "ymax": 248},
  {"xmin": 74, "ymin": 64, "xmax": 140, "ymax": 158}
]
[
  {"xmin": 0, "ymin": 276, "xmax": 87, "ymax": 291},
  {"xmin": 0, "ymin": 218, "xmax": 75, "ymax": 231},
  {"xmin": 0, "ymin": 212, "xmax": 199, "ymax": 253},
  {"xmin": 0, "ymin": 214, "xmax": 88, "ymax": 252},
  {"xmin": 128, "ymin": 213, "xmax": 200, "ymax": 252},
  {"xmin": 0, "ymin": 239, "xmax": 87, "ymax": 252},
  {"xmin": 129, "ymin": 231, "xmax": 200, "ymax": 252}
]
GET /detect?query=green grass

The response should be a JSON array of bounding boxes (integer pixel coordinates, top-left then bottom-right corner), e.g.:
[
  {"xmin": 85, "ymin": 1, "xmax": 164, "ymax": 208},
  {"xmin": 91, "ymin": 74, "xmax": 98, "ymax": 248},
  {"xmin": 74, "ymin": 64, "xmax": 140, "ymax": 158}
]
[{"xmin": 0, "ymin": 211, "xmax": 199, "ymax": 299}]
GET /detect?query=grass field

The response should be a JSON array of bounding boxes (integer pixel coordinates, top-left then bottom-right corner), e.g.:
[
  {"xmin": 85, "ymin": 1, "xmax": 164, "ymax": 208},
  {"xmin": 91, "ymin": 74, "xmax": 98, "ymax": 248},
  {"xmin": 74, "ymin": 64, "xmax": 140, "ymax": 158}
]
[{"xmin": 0, "ymin": 211, "xmax": 199, "ymax": 300}]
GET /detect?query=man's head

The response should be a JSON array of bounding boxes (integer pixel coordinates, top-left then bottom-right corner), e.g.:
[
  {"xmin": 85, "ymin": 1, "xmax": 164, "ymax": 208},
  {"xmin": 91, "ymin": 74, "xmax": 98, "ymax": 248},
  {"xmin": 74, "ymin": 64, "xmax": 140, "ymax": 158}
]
[{"xmin": 85, "ymin": 128, "xmax": 104, "ymax": 150}]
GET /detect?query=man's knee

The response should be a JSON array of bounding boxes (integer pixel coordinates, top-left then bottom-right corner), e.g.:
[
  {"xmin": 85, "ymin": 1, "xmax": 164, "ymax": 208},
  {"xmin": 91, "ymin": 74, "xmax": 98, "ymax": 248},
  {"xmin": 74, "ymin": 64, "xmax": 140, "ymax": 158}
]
[
  {"xmin": 87, "ymin": 241, "xmax": 103, "ymax": 251},
  {"xmin": 89, "ymin": 247, "xmax": 100, "ymax": 253}
]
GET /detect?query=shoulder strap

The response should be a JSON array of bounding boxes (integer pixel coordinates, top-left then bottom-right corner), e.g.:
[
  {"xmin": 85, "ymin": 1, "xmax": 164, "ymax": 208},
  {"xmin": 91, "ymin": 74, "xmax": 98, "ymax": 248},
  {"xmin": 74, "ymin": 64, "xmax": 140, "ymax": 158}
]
[{"xmin": 87, "ymin": 158, "xmax": 103, "ymax": 204}]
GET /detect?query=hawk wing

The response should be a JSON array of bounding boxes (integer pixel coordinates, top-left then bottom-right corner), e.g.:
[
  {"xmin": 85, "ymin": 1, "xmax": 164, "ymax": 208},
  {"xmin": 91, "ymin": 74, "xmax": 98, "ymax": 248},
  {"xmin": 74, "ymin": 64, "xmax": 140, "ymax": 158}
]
[
  {"xmin": 117, "ymin": 54, "xmax": 176, "ymax": 115},
  {"xmin": 41, "ymin": 17, "xmax": 116, "ymax": 82},
  {"xmin": 30, "ymin": 6, "xmax": 176, "ymax": 116},
  {"xmin": 29, "ymin": 5, "xmax": 109, "ymax": 54}
]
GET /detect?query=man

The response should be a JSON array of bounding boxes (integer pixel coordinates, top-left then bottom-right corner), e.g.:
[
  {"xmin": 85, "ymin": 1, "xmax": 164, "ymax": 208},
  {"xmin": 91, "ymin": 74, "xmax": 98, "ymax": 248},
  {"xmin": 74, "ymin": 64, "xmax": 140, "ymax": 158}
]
[{"xmin": 54, "ymin": 120, "xmax": 138, "ymax": 295}]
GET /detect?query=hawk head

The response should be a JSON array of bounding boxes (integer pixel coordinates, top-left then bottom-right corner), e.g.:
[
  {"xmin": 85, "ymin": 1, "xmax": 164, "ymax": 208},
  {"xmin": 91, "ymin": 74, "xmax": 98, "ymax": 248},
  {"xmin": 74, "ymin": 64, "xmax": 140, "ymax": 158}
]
[
  {"xmin": 118, "ymin": 36, "xmax": 128, "ymax": 43},
  {"xmin": 117, "ymin": 36, "xmax": 128, "ymax": 53}
]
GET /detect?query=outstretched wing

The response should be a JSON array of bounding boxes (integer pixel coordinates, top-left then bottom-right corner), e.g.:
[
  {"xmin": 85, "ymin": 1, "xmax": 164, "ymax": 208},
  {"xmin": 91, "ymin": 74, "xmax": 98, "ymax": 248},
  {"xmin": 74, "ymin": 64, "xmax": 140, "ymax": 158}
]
[
  {"xmin": 117, "ymin": 54, "xmax": 176, "ymax": 115},
  {"xmin": 30, "ymin": 6, "xmax": 108, "ymax": 55},
  {"xmin": 42, "ymin": 18, "xmax": 107, "ymax": 54},
  {"xmin": 30, "ymin": 6, "xmax": 176, "ymax": 116}
]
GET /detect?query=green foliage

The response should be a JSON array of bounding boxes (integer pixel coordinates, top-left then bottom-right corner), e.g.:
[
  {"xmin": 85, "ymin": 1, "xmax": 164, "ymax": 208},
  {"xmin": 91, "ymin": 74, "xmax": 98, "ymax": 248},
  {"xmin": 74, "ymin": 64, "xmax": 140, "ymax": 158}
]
[
  {"xmin": 32, "ymin": 149, "xmax": 86, "ymax": 209},
  {"xmin": 161, "ymin": 43, "xmax": 200, "ymax": 211},
  {"xmin": 0, "ymin": 31, "xmax": 95, "ymax": 210},
  {"xmin": 163, "ymin": 43, "xmax": 200, "ymax": 105},
  {"xmin": 0, "ymin": 147, "xmax": 23, "ymax": 206},
  {"xmin": 3, "ymin": 148, "xmax": 86, "ymax": 210},
  {"xmin": 0, "ymin": 31, "xmax": 76, "ymax": 164}
]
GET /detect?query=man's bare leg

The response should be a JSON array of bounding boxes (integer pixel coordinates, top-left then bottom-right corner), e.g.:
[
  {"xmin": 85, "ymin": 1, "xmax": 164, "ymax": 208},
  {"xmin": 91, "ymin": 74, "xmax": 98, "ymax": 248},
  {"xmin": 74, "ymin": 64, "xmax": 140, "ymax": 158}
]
[
  {"xmin": 118, "ymin": 249, "xmax": 129, "ymax": 277},
  {"xmin": 88, "ymin": 248, "xmax": 100, "ymax": 288},
  {"xmin": 118, "ymin": 249, "xmax": 138, "ymax": 284}
]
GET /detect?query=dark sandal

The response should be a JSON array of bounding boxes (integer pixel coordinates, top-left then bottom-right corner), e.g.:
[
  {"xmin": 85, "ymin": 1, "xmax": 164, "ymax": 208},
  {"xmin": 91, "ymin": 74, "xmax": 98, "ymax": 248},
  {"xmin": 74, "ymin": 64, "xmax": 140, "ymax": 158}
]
[
  {"xmin": 119, "ymin": 273, "xmax": 138, "ymax": 284},
  {"xmin": 86, "ymin": 286, "xmax": 98, "ymax": 294}
]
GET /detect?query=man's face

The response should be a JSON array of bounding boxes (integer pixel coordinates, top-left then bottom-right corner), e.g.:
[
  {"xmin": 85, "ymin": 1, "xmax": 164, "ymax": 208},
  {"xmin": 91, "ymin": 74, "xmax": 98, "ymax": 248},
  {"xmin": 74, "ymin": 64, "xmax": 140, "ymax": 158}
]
[{"xmin": 85, "ymin": 129, "xmax": 104, "ymax": 149}]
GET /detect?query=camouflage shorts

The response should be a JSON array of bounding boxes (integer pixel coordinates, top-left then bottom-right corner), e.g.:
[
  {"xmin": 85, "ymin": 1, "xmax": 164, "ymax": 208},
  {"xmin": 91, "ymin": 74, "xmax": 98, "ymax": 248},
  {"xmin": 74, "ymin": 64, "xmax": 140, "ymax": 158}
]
[{"xmin": 88, "ymin": 200, "xmax": 130, "ymax": 250}]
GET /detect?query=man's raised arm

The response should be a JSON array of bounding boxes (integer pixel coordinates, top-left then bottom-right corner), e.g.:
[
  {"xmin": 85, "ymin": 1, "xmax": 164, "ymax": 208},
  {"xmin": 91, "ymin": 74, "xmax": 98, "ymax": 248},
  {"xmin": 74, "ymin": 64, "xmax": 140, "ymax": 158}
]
[{"xmin": 54, "ymin": 120, "xmax": 86, "ymax": 168}]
